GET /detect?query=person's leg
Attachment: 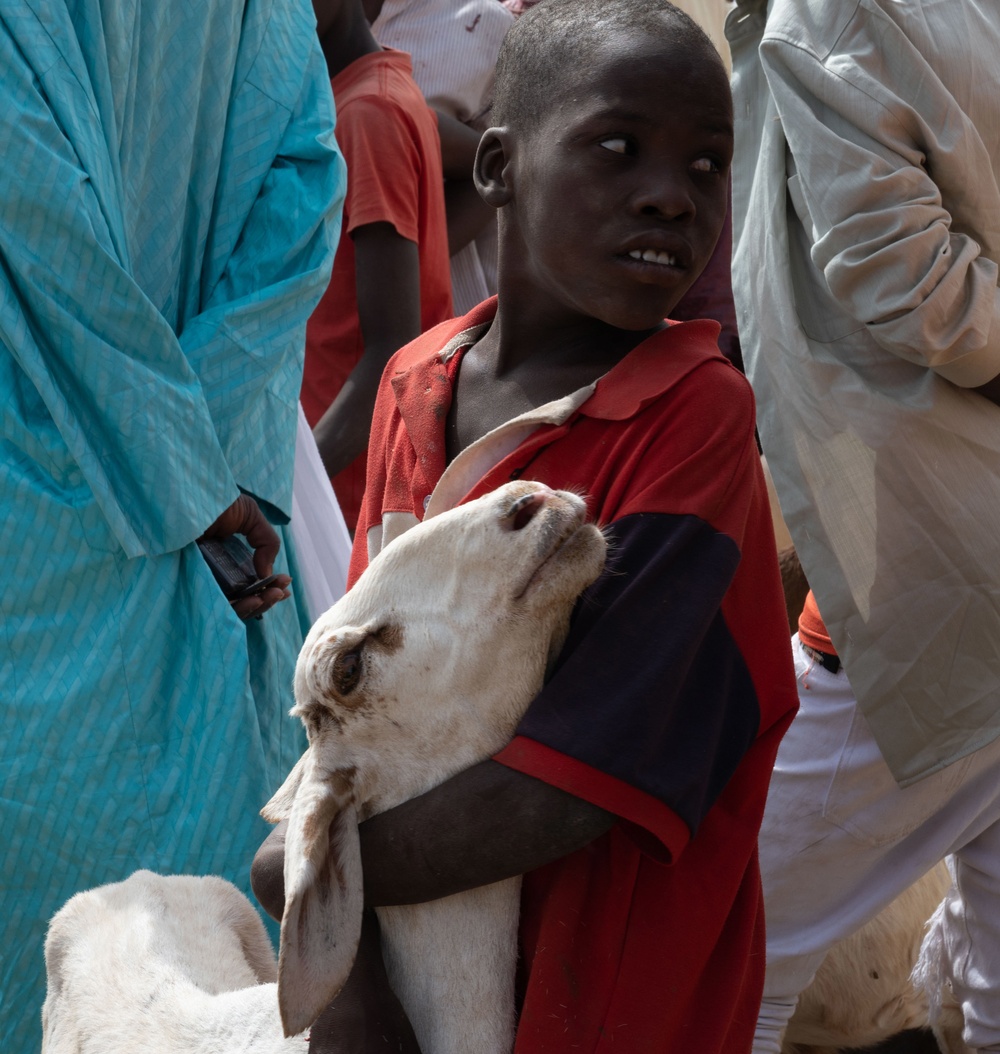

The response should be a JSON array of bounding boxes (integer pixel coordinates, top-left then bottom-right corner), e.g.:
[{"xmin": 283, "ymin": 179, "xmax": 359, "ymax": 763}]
[
  {"xmin": 754, "ymin": 639, "xmax": 884, "ymax": 1052},
  {"xmin": 755, "ymin": 637, "xmax": 1000, "ymax": 1053},
  {"xmin": 929, "ymin": 817, "xmax": 1000, "ymax": 1052}
]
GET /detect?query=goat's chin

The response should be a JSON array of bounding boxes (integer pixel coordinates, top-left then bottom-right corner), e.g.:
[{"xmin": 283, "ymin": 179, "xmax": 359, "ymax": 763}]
[{"xmin": 513, "ymin": 525, "xmax": 605, "ymax": 605}]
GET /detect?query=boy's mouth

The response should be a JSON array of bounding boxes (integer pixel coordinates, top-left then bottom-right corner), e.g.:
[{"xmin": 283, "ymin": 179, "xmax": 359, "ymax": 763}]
[{"xmin": 627, "ymin": 248, "xmax": 680, "ymax": 267}]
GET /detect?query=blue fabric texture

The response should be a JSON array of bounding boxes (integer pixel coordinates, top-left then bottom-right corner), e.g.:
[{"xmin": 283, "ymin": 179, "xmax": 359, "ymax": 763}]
[{"xmin": 0, "ymin": 2, "xmax": 345, "ymax": 1049}]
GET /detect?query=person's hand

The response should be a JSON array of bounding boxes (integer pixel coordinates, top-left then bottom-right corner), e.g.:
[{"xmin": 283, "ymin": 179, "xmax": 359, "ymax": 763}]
[{"xmin": 199, "ymin": 494, "xmax": 291, "ymax": 620}]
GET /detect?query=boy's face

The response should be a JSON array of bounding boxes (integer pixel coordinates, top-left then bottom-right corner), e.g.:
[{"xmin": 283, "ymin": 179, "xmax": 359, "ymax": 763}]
[{"xmin": 501, "ymin": 31, "xmax": 733, "ymax": 333}]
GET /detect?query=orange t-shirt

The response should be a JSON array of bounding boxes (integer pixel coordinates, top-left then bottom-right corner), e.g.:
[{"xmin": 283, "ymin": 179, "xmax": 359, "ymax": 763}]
[{"xmin": 301, "ymin": 48, "xmax": 453, "ymax": 531}]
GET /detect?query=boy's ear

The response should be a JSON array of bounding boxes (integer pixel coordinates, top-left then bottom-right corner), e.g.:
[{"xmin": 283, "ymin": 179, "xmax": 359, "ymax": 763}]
[{"xmin": 474, "ymin": 128, "xmax": 514, "ymax": 208}]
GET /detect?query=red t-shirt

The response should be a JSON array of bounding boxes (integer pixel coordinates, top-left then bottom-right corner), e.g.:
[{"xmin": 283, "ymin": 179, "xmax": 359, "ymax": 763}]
[
  {"xmin": 301, "ymin": 48, "xmax": 452, "ymax": 531},
  {"xmin": 351, "ymin": 299, "xmax": 799, "ymax": 1053}
]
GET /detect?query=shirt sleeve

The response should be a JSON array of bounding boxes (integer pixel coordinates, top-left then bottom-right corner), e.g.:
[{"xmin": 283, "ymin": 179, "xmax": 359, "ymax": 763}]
[
  {"xmin": 760, "ymin": 32, "xmax": 1000, "ymax": 387},
  {"xmin": 337, "ymin": 93, "xmax": 427, "ymax": 243},
  {"xmin": 494, "ymin": 511, "xmax": 760, "ymax": 862}
]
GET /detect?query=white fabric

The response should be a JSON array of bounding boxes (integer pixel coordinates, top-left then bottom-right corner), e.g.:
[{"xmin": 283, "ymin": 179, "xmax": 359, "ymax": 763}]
[
  {"xmin": 371, "ymin": 0, "xmax": 512, "ymax": 125},
  {"xmin": 728, "ymin": 0, "xmax": 1000, "ymax": 784},
  {"xmin": 755, "ymin": 637, "xmax": 1000, "ymax": 1053},
  {"xmin": 371, "ymin": 0, "xmax": 513, "ymax": 315},
  {"xmin": 290, "ymin": 403, "xmax": 352, "ymax": 624}
]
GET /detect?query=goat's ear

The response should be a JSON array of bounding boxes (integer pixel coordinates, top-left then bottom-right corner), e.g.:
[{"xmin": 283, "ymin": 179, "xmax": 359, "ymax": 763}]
[
  {"xmin": 261, "ymin": 750, "xmax": 309, "ymax": 824},
  {"xmin": 277, "ymin": 751, "xmax": 363, "ymax": 1038}
]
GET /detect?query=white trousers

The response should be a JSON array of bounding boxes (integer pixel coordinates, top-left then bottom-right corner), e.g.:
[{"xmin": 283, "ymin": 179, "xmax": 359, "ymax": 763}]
[{"xmin": 754, "ymin": 636, "xmax": 1000, "ymax": 1054}]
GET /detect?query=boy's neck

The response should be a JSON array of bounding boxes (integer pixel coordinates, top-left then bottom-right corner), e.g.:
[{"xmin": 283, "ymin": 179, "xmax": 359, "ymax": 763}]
[
  {"xmin": 484, "ymin": 296, "xmax": 663, "ymax": 392},
  {"xmin": 318, "ymin": 11, "xmax": 382, "ymax": 79},
  {"xmin": 444, "ymin": 305, "xmax": 662, "ymax": 462}
]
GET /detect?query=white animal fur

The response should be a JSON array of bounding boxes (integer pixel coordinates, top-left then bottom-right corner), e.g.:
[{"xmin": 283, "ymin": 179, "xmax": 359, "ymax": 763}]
[
  {"xmin": 263, "ymin": 480, "xmax": 607, "ymax": 1053},
  {"xmin": 41, "ymin": 870, "xmax": 303, "ymax": 1054},
  {"xmin": 783, "ymin": 859, "xmax": 969, "ymax": 1054}
]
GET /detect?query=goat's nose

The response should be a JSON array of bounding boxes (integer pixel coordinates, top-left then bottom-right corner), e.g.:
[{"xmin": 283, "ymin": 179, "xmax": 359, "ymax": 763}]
[{"xmin": 504, "ymin": 488, "xmax": 550, "ymax": 531}]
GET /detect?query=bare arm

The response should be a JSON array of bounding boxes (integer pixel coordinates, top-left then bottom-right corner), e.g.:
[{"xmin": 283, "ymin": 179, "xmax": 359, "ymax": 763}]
[
  {"xmin": 304, "ymin": 910, "xmax": 422, "ymax": 1054},
  {"xmin": 434, "ymin": 110, "xmax": 482, "ymax": 179},
  {"xmin": 434, "ymin": 110, "xmax": 495, "ymax": 256},
  {"xmin": 359, "ymin": 760, "xmax": 614, "ymax": 905},
  {"xmin": 312, "ymin": 222, "xmax": 420, "ymax": 479},
  {"xmin": 251, "ymin": 759, "xmax": 613, "ymax": 919}
]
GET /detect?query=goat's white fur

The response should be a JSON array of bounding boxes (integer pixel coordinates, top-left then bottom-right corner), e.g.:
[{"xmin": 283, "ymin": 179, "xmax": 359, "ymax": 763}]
[
  {"xmin": 782, "ymin": 859, "xmax": 970, "ymax": 1054},
  {"xmin": 264, "ymin": 480, "xmax": 607, "ymax": 1053},
  {"xmin": 40, "ymin": 482, "xmax": 604, "ymax": 1054},
  {"xmin": 41, "ymin": 870, "xmax": 303, "ymax": 1054}
]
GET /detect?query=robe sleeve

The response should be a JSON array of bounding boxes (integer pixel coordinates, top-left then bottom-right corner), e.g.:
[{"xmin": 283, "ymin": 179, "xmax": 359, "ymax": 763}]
[{"xmin": 760, "ymin": 32, "xmax": 1000, "ymax": 388}]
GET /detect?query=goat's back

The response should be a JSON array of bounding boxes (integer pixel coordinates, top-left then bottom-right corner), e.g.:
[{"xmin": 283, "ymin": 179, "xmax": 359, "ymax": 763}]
[{"xmin": 42, "ymin": 871, "xmax": 301, "ymax": 1054}]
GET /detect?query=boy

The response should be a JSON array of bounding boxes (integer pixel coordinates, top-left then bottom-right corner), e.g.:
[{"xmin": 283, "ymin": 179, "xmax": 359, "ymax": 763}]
[
  {"xmin": 303, "ymin": 0, "xmax": 453, "ymax": 533},
  {"xmin": 255, "ymin": 2, "xmax": 797, "ymax": 1050}
]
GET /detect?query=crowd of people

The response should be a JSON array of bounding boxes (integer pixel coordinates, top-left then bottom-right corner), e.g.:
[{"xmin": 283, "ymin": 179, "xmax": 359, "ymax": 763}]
[{"xmin": 2, "ymin": 1, "xmax": 999, "ymax": 1053}]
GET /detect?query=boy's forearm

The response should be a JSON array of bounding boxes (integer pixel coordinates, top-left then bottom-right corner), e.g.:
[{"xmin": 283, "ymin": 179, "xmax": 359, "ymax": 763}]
[
  {"xmin": 249, "ymin": 760, "xmax": 615, "ymax": 917},
  {"xmin": 360, "ymin": 760, "xmax": 614, "ymax": 906},
  {"xmin": 312, "ymin": 357, "xmax": 386, "ymax": 477}
]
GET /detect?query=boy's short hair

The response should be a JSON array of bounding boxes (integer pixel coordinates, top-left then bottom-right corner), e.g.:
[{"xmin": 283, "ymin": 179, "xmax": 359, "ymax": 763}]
[{"xmin": 493, "ymin": 0, "xmax": 723, "ymax": 132}]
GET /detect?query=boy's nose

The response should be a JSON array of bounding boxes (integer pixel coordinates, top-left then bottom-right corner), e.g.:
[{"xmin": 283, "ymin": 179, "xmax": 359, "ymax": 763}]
[{"xmin": 630, "ymin": 170, "xmax": 695, "ymax": 222}]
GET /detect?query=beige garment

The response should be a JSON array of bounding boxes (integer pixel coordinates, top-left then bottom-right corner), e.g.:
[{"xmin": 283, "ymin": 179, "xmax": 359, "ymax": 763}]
[{"xmin": 729, "ymin": 0, "xmax": 1000, "ymax": 784}]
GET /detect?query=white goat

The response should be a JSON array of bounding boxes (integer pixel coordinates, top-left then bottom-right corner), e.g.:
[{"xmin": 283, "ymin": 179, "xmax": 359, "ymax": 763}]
[
  {"xmin": 41, "ymin": 870, "xmax": 303, "ymax": 1054},
  {"xmin": 783, "ymin": 859, "xmax": 969, "ymax": 1054},
  {"xmin": 264, "ymin": 479, "xmax": 606, "ymax": 1054},
  {"xmin": 40, "ymin": 481, "xmax": 604, "ymax": 1054}
]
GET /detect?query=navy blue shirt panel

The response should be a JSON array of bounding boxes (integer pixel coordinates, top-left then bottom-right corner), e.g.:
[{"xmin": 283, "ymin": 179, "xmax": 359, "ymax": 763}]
[{"xmin": 518, "ymin": 511, "xmax": 762, "ymax": 836}]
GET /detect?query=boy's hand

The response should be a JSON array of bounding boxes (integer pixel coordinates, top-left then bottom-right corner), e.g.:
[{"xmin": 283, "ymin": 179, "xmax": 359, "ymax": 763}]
[{"xmin": 199, "ymin": 494, "xmax": 291, "ymax": 619}]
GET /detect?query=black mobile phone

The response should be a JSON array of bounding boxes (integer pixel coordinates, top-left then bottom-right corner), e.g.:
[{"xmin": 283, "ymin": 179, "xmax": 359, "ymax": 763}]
[{"xmin": 197, "ymin": 536, "xmax": 280, "ymax": 601}]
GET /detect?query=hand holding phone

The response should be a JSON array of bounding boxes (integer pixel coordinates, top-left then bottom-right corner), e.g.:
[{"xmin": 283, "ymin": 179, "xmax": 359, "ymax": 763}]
[
  {"xmin": 197, "ymin": 535, "xmax": 281, "ymax": 601},
  {"xmin": 197, "ymin": 495, "xmax": 292, "ymax": 619}
]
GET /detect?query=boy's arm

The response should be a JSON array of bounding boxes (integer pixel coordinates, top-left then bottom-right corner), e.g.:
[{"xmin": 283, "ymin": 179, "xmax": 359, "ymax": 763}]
[
  {"xmin": 363, "ymin": 763, "xmax": 613, "ymax": 903},
  {"xmin": 253, "ymin": 504, "xmax": 760, "ymax": 913},
  {"xmin": 313, "ymin": 222, "xmax": 421, "ymax": 479},
  {"xmin": 434, "ymin": 109, "xmax": 495, "ymax": 256},
  {"xmin": 252, "ymin": 763, "xmax": 612, "ymax": 918}
]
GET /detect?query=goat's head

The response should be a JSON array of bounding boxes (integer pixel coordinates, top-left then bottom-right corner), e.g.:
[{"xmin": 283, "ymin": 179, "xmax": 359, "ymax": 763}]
[{"xmin": 264, "ymin": 481, "xmax": 606, "ymax": 1037}]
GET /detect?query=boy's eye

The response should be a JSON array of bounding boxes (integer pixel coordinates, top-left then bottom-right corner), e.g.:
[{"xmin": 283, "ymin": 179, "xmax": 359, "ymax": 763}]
[
  {"xmin": 692, "ymin": 156, "xmax": 722, "ymax": 174},
  {"xmin": 599, "ymin": 136, "xmax": 631, "ymax": 155}
]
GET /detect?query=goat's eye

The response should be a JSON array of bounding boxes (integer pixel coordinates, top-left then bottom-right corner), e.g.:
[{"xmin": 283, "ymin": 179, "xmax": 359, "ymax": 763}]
[{"xmin": 334, "ymin": 648, "xmax": 363, "ymax": 695}]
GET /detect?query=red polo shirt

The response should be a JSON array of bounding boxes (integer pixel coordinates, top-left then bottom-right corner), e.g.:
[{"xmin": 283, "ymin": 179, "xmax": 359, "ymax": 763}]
[{"xmin": 352, "ymin": 298, "xmax": 798, "ymax": 1053}]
